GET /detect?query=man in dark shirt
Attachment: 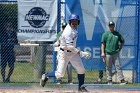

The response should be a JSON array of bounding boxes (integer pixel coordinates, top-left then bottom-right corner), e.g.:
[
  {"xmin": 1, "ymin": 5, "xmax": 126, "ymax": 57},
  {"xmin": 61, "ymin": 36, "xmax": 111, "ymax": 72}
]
[{"xmin": 1, "ymin": 22, "xmax": 18, "ymax": 83}]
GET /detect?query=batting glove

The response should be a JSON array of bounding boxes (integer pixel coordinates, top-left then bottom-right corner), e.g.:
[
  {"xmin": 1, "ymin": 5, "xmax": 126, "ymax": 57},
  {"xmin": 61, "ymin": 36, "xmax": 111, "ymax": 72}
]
[{"xmin": 80, "ymin": 51, "xmax": 91, "ymax": 59}]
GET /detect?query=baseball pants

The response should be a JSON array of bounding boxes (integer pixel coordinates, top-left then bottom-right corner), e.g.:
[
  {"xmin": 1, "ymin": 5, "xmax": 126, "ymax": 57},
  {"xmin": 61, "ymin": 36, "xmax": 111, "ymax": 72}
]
[
  {"xmin": 105, "ymin": 52, "xmax": 124, "ymax": 81},
  {"xmin": 55, "ymin": 50, "xmax": 85, "ymax": 79}
]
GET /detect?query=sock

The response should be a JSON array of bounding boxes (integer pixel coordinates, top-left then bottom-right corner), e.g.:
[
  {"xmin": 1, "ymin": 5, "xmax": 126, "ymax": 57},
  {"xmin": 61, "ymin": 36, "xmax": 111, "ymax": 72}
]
[
  {"xmin": 78, "ymin": 74, "xmax": 85, "ymax": 89},
  {"xmin": 45, "ymin": 71, "xmax": 55, "ymax": 77}
]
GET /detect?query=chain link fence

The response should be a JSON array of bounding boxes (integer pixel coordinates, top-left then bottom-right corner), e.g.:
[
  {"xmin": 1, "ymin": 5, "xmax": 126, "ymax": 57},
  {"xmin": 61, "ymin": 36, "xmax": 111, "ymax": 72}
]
[{"xmin": 0, "ymin": 0, "xmax": 139, "ymax": 86}]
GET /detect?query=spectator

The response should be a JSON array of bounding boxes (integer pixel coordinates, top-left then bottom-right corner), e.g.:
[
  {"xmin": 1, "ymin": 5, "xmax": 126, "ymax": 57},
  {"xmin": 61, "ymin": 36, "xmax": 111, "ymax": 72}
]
[
  {"xmin": 0, "ymin": 22, "xmax": 18, "ymax": 83},
  {"xmin": 97, "ymin": 70, "xmax": 117, "ymax": 82},
  {"xmin": 101, "ymin": 21, "xmax": 128, "ymax": 85},
  {"xmin": 97, "ymin": 70, "xmax": 103, "ymax": 82}
]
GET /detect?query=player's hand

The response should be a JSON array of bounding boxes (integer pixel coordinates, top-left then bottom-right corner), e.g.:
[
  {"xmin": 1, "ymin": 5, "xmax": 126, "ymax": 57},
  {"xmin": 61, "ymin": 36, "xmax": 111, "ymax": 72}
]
[
  {"xmin": 53, "ymin": 41, "xmax": 60, "ymax": 47},
  {"xmin": 101, "ymin": 53, "xmax": 105, "ymax": 58},
  {"xmin": 80, "ymin": 51, "xmax": 91, "ymax": 59}
]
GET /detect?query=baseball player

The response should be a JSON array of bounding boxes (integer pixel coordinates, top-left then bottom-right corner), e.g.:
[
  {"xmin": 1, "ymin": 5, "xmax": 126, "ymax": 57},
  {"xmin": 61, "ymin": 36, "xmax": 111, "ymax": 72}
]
[
  {"xmin": 40, "ymin": 14, "xmax": 91, "ymax": 92},
  {"xmin": 54, "ymin": 22, "xmax": 73, "ymax": 84},
  {"xmin": 101, "ymin": 21, "xmax": 128, "ymax": 85}
]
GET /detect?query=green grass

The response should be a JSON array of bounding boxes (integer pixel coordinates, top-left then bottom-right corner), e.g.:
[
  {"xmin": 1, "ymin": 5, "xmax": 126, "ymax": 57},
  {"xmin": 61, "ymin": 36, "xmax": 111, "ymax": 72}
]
[{"xmin": 0, "ymin": 62, "xmax": 140, "ymax": 88}]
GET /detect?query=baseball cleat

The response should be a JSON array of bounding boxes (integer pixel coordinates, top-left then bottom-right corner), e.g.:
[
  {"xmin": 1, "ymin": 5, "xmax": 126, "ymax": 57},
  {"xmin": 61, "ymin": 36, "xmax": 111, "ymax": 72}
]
[
  {"xmin": 40, "ymin": 74, "xmax": 48, "ymax": 87},
  {"xmin": 68, "ymin": 80, "xmax": 73, "ymax": 84},
  {"xmin": 56, "ymin": 79, "xmax": 62, "ymax": 84},
  {"xmin": 112, "ymin": 71, "xmax": 117, "ymax": 76},
  {"xmin": 78, "ymin": 85, "xmax": 88, "ymax": 92},
  {"xmin": 107, "ymin": 80, "xmax": 113, "ymax": 85},
  {"xmin": 97, "ymin": 78, "xmax": 102, "ymax": 82},
  {"xmin": 120, "ymin": 79, "xmax": 128, "ymax": 85}
]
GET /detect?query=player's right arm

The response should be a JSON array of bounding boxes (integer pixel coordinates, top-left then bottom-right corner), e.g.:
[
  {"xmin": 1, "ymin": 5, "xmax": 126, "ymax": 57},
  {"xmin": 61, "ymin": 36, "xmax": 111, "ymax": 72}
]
[
  {"xmin": 101, "ymin": 32, "xmax": 106, "ymax": 57},
  {"xmin": 61, "ymin": 30, "xmax": 80, "ymax": 54},
  {"xmin": 101, "ymin": 43, "xmax": 105, "ymax": 57},
  {"xmin": 60, "ymin": 25, "xmax": 91, "ymax": 59},
  {"xmin": 62, "ymin": 35, "xmax": 90, "ymax": 59}
]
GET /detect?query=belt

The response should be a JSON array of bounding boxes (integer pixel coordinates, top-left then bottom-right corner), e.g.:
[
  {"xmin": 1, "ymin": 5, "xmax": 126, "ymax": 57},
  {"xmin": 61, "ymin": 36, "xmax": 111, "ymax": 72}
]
[{"xmin": 60, "ymin": 48, "xmax": 71, "ymax": 52}]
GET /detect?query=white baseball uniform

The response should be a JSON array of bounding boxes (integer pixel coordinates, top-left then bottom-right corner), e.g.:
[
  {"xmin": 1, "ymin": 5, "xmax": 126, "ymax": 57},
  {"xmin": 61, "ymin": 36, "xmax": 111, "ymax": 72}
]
[{"xmin": 55, "ymin": 24, "xmax": 85, "ymax": 79}]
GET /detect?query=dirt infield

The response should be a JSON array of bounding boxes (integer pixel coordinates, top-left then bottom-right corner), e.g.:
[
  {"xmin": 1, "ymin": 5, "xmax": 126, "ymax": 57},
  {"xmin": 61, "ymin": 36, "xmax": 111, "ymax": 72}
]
[
  {"xmin": 0, "ymin": 88, "xmax": 140, "ymax": 93},
  {"xmin": 0, "ymin": 84, "xmax": 140, "ymax": 93}
]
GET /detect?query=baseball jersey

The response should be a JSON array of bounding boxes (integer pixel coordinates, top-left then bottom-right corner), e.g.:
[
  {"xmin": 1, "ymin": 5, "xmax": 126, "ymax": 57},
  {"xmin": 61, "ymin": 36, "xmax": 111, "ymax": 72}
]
[
  {"xmin": 60, "ymin": 24, "xmax": 78, "ymax": 49},
  {"xmin": 101, "ymin": 31, "xmax": 124, "ymax": 55}
]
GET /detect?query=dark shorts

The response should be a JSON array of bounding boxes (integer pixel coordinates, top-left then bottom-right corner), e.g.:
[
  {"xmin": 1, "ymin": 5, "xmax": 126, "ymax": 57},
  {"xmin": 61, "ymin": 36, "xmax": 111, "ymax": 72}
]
[{"xmin": 1, "ymin": 49, "xmax": 15, "ymax": 68}]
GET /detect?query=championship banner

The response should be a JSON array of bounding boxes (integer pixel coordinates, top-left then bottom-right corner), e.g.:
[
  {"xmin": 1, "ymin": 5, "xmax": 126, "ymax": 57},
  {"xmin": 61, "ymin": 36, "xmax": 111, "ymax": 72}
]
[{"xmin": 17, "ymin": 0, "xmax": 58, "ymax": 41}]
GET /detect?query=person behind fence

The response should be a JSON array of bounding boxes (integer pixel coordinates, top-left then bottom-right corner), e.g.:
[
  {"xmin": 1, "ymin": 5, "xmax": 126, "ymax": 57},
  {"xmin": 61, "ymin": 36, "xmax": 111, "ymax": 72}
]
[
  {"xmin": 97, "ymin": 70, "xmax": 104, "ymax": 82},
  {"xmin": 0, "ymin": 22, "xmax": 18, "ymax": 83},
  {"xmin": 53, "ymin": 22, "xmax": 73, "ymax": 84},
  {"xmin": 101, "ymin": 21, "xmax": 128, "ymax": 85},
  {"xmin": 40, "ymin": 14, "xmax": 91, "ymax": 92},
  {"xmin": 97, "ymin": 69, "xmax": 117, "ymax": 82}
]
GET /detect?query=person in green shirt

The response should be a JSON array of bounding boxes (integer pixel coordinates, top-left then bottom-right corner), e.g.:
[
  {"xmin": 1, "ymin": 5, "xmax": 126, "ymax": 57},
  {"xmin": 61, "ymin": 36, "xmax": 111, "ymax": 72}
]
[{"xmin": 101, "ymin": 21, "xmax": 128, "ymax": 85}]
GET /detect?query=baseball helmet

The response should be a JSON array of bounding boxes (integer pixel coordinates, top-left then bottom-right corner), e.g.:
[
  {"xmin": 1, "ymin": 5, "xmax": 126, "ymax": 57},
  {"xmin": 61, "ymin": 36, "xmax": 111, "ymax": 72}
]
[
  {"xmin": 69, "ymin": 14, "xmax": 80, "ymax": 25},
  {"xmin": 108, "ymin": 21, "xmax": 115, "ymax": 26}
]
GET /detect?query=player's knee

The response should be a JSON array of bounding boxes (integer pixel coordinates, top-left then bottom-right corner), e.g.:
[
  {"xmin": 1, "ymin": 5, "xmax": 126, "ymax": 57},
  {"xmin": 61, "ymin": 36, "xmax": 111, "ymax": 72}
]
[
  {"xmin": 55, "ymin": 71, "xmax": 65, "ymax": 78},
  {"xmin": 77, "ymin": 69, "xmax": 85, "ymax": 74}
]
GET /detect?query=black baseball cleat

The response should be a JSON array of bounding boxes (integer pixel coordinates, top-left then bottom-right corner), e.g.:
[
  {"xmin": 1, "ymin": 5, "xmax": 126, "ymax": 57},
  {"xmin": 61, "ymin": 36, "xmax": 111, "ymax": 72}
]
[
  {"xmin": 56, "ymin": 79, "xmax": 62, "ymax": 84},
  {"xmin": 40, "ymin": 74, "xmax": 48, "ymax": 87},
  {"xmin": 78, "ymin": 85, "xmax": 88, "ymax": 92},
  {"xmin": 120, "ymin": 79, "xmax": 128, "ymax": 85},
  {"xmin": 112, "ymin": 71, "xmax": 117, "ymax": 76}
]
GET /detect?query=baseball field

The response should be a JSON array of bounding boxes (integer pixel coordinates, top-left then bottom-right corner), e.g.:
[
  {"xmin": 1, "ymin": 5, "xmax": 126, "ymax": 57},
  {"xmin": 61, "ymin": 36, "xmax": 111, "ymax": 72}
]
[
  {"xmin": 0, "ymin": 63, "xmax": 140, "ymax": 93},
  {"xmin": 0, "ymin": 83, "xmax": 140, "ymax": 93}
]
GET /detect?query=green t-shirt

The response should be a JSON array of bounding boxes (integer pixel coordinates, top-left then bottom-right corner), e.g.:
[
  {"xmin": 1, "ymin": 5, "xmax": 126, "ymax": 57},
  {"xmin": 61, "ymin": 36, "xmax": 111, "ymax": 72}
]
[
  {"xmin": 101, "ymin": 31, "xmax": 124, "ymax": 55},
  {"xmin": 55, "ymin": 31, "xmax": 63, "ymax": 41}
]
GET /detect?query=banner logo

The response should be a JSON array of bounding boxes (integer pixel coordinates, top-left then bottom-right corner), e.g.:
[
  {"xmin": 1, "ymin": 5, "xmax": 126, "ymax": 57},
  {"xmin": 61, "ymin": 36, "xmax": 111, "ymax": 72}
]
[{"xmin": 25, "ymin": 7, "xmax": 50, "ymax": 28}]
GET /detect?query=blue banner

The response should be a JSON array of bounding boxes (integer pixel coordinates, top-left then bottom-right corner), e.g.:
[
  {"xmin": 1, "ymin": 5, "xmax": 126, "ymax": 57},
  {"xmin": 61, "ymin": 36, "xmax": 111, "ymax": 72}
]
[{"xmin": 66, "ymin": 0, "xmax": 138, "ymax": 70}]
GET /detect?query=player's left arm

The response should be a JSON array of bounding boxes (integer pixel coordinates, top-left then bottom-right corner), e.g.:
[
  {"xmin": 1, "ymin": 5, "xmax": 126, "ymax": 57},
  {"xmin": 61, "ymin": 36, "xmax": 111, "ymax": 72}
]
[{"xmin": 119, "ymin": 34, "xmax": 125, "ymax": 51}]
